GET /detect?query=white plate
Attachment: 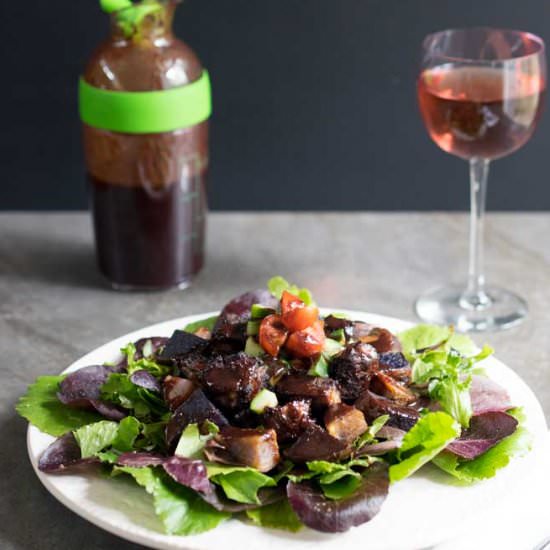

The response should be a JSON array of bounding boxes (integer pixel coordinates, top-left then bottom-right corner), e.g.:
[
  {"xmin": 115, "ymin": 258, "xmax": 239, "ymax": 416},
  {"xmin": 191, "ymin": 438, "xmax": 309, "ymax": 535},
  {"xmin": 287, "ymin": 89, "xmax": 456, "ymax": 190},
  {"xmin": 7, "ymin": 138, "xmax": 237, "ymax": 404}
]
[{"xmin": 27, "ymin": 310, "xmax": 549, "ymax": 550}]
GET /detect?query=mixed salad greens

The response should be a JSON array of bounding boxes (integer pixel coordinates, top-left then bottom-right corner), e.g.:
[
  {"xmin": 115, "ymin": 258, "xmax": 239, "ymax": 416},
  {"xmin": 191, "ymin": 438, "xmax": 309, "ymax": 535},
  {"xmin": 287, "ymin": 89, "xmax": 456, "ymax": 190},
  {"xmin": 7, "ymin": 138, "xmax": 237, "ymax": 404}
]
[{"xmin": 17, "ymin": 277, "xmax": 532, "ymax": 535}]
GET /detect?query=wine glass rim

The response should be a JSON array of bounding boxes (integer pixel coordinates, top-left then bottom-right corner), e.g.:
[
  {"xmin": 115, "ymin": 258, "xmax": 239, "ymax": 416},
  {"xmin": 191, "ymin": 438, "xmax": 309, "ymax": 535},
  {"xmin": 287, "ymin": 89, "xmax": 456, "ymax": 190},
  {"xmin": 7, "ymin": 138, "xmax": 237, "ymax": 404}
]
[{"xmin": 423, "ymin": 26, "xmax": 545, "ymax": 63}]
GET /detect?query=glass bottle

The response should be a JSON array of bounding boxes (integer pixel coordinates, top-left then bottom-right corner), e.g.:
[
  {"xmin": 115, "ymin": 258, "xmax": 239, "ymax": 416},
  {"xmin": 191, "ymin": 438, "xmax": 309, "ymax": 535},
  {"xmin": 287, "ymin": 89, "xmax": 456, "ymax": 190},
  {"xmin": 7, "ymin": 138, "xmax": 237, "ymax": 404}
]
[{"xmin": 80, "ymin": 0, "xmax": 210, "ymax": 290}]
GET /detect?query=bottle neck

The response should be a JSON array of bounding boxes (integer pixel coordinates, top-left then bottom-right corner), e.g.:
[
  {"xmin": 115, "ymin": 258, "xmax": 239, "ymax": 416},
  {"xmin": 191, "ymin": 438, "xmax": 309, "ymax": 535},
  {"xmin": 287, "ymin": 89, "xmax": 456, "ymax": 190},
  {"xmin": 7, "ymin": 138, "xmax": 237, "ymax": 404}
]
[{"xmin": 110, "ymin": 0, "xmax": 178, "ymax": 44}]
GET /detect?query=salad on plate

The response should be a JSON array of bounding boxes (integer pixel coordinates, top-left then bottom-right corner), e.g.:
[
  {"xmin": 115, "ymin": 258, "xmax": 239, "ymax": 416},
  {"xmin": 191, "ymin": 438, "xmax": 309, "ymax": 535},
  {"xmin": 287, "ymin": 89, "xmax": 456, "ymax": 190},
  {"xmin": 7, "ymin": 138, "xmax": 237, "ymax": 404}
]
[{"xmin": 17, "ymin": 277, "xmax": 531, "ymax": 536}]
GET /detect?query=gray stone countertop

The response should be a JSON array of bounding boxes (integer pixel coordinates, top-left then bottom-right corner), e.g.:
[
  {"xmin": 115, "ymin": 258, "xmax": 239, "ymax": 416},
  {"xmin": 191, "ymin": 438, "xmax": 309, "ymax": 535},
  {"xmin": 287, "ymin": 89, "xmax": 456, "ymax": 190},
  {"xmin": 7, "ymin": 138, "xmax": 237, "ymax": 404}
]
[{"xmin": 1, "ymin": 211, "xmax": 549, "ymax": 549}]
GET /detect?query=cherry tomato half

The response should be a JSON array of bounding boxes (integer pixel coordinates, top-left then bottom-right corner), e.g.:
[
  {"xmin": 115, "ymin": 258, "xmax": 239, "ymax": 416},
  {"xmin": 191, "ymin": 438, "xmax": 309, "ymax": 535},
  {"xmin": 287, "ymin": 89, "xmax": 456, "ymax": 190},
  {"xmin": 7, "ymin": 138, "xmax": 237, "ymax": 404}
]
[
  {"xmin": 259, "ymin": 314, "xmax": 289, "ymax": 357},
  {"xmin": 280, "ymin": 290, "xmax": 319, "ymax": 332},
  {"xmin": 285, "ymin": 319, "xmax": 326, "ymax": 358}
]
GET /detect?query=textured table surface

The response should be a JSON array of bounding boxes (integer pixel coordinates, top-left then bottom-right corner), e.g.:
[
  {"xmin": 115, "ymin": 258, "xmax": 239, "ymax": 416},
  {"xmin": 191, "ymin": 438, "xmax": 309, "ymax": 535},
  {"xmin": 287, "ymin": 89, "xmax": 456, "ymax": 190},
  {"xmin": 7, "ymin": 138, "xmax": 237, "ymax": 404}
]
[{"xmin": 1, "ymin": 211, "xmax": 549, "ymax": 549}]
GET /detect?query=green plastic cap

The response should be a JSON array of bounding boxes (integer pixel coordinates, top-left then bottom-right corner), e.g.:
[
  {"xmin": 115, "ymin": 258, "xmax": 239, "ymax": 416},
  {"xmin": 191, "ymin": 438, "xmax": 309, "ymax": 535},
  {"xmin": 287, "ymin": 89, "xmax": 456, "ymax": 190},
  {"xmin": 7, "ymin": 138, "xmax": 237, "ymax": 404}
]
[
  {"xmin": 100, "ymin": 0, "xmax": 133, "ymax": 14},
  {"xmin": 79, "ymin": 71, "xmax": 212, "ymax": 134}
]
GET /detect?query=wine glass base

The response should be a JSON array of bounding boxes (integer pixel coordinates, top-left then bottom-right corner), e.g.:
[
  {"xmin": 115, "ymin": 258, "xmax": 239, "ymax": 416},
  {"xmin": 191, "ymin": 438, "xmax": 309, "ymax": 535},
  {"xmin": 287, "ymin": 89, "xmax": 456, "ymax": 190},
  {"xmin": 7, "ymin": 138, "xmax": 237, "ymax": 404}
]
[{"xmin": 414, "ymin": 285, "xmax": 528, "ymax": 332}]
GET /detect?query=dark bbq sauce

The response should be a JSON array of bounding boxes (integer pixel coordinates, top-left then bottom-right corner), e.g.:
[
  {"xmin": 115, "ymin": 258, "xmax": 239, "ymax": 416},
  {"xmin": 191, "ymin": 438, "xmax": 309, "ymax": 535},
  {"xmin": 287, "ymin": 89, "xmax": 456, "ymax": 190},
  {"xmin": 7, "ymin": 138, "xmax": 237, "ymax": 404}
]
[{"xmin": 89, "ymin": 173, "xmax": 206, "ymax": 289}]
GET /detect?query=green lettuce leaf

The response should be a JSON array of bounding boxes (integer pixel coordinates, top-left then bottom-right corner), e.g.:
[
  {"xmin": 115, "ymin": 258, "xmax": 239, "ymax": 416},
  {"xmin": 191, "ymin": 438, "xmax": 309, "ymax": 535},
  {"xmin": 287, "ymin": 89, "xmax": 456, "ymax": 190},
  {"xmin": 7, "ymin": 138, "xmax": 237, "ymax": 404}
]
[
  {"xmin": 74, "ymin": 420, "xmax": 119, "ymax": 458},
  {"xmin": 206, "ymin": 464, "xmax": 276, "ymax": 504},
  {"xmin": 246, "ymin": 499, "xmax": 302, "ymax": 532},
  {"xmin": 184, "ymin": 316, "xmax": 219, "ymax": 334},
  {"xmin": 100, "ymin": 373, "xmax": 168, "ymax": 419},
  {"xmin": 140, "ymin": 421, "xmax": 167, "ymax": 451},
  {"xmin": 399, "ymin": 325, "xmax": 492, "ymax": 427},
  {"xmin": 113, "ymin": 465, "xmax": 158, "ymax": 494},
  {"xmin": 354, "ymin": 414, "xmax": 390, "ymax": 448},
  {"xmin": 120, "ymin": 342, "xmax": 171, "ymax": 377},
  {"xmin": 267, "ymin": 276, "xmax": 314, "ymax": 305},
  {"xmin": 432, "ymin": 408, "xmax": 533, "ymax": 483},
  {"xmin": 286, "ymin": 458, "xmax": 374, "ymax": 500},
  {"xmin": 320, "ymin": 475, "xmax": 362, "ymax": 499},
  {"xmin": 115, "ymin": 466, "xmax": 230, "ymax": 535},
  {"xmin": 389, "ymin": 412, "xmax": 461, "ymax": 483},
  {"xmin": 398, "ymin": 324, "xmax": 476, "ymax": 359},
  {"xmin": 16, "ymin": 375, "xmax": 102, "ymax": 437},
  {"xmin": 174, "ymin": 422, "xmax": 219, "ymax": 459},
  {"xmin": 112, "ymin": 416, "xmax": 141, "ymax": 452},
  {"xmin": 154, "ymin": 476, "xmax": 229, "ymax": 535}
]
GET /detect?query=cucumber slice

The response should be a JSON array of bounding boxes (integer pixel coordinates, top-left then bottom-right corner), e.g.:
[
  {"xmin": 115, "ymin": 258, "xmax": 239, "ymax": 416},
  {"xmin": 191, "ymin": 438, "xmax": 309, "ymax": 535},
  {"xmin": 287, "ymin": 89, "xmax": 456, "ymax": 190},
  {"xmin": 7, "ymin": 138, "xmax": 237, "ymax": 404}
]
[
  {"xmin": 250, "ymin": 389, "xmax": 278, "ymax": 413},
  {"xmin": 245, "ymin": 337, "xmax": 264, "ymax": 357},
  {"xmin": 251, "ymin": 304, "xmax": 276, "ymax": 319}
]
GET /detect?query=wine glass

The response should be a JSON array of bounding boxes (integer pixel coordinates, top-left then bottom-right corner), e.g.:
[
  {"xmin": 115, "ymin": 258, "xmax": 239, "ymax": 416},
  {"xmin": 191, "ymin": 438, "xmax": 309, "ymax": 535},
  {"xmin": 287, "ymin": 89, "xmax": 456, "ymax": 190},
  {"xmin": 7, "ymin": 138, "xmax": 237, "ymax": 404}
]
[{"xmin": 415, "ymin": 27, "xmax": 546, "ymax": 332}]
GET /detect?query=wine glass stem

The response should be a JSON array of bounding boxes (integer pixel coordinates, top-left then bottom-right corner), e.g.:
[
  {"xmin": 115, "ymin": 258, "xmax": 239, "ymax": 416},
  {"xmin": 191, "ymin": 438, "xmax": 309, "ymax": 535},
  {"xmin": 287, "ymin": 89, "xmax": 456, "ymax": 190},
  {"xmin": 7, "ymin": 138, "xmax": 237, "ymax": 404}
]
[{"xmin": 461, "ymin": 157, "xmax": 491, "ymax": 310}]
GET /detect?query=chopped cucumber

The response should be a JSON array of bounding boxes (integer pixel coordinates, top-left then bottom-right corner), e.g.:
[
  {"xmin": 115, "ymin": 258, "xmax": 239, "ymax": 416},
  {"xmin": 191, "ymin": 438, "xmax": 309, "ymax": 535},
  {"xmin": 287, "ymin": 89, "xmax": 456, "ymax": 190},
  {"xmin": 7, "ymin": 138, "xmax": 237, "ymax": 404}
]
[
  {"xmin": 250, "ymin": 389, "xmax": 278, "ymax": 413},
  {"xmin": 308, "ymin": 354, "xmax": 330, "ymax": 377},
  {"xmin": 251, "ymin": 304, "xmax": 276, "ymax": 319},
  {"xmin": 329, "ymin": 328, "xmax": 346, "ymax": 345},
  {"xmin": 323, "ymin": 338, "xmax": 344, "ymax": 357},
  {"xmin": 246, "ymin": 320, "xmax": 261, "ymax": 336},
  {"xmin": 245, "ymin": 337, "xmax": 264, "ymax": 357}
]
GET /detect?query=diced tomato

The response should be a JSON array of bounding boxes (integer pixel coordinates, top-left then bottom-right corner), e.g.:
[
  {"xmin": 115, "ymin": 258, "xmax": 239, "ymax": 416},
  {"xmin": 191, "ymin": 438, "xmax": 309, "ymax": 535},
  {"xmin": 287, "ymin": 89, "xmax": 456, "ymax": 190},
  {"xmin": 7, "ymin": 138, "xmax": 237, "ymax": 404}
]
[
  {"xmin": 280, "ymin": 290, "xmax": 319, "ymax": 332},
  {"xmin": 259, "ymin": 314, "xmax": 289, "ymax": 357},
  {"xmin": 285, "ymin": 320, "xmax": 326, "ymax": 358}
]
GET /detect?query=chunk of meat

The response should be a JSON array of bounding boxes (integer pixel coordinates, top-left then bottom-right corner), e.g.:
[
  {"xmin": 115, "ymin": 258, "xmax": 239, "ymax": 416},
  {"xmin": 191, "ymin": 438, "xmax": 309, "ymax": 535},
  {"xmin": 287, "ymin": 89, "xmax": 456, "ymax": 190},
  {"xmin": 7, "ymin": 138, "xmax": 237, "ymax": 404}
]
[
  {"xmin": 370, "ymin": 372, "xmax": 416, "ymax": 405},
  {"xmin": 330, "ymin": 342, "xmax": 379, "ymax": 401},
  {"xmin": 210, "ymin": 316, "xmax": 248, "ymax": 353},
  {"xmin": 378, "ymin": 352, "xmax": 411, "ymax": 384},
  {"xmin": 163, "ymin": 376, "xmax": 196, "ymax": 411},
  {"xmin": 360, "ymin": 328, "xmax": 401, "ymax": 353},
  {"xmin": 201, "ymin": 353, "xmax": 269, "ymax": 411},
  {"xmin": 324, "ymin": 403, "xmax": 368, "ymax": 444},
  {"xmin": 204, "ymin": 427, "xmax": 280, "ymax": 473},
  {"xmin": 276, "ymin": 373, "xmax": 341, "ymax": 408},
  {"xmin": 158, "ymin": 330, "xmax": 208, "ymax": 362},
  {"xmin": 263, "ymin": 400, "xmax": 315, "ymax": 443},
  {"xmin": 194, "ymin": 327, "xmax": 212, "ymax": 340},
  {"xmin": 176, "ymin": 352, "xmax": 210, "ymax": 382},
  {"xmin": 165, "ymin": 389, "xmax": 229, "ymax": 447},
  {"xmin": 355, "ymin": 390, "xmax": 419, "ymax": 432},
  {"xmin": 210, "ymin": 290, "xmax": 278, "ymax": 353},
  {"xmin": 285, "ymin": 425, "xmax": 347, "ymax": 463},
  {"xmin": 323, "ymin": 316, "xmax": 371, "ymax": 343}
]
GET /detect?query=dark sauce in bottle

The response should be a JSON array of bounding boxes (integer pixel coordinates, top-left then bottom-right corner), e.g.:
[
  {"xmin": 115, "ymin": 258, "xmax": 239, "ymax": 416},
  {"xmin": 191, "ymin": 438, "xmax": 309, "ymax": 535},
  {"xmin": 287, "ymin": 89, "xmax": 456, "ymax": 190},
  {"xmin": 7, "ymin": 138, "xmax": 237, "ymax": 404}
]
[{"xmin": 82, "ymin": 0, "xmax": 208, "ymax": 289}]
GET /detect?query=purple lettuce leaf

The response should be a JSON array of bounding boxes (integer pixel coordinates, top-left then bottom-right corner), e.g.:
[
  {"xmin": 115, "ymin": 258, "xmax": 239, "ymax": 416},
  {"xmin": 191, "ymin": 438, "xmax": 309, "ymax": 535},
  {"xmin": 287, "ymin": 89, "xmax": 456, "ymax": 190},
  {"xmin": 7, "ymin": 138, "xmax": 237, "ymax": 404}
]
[
  {"xmin": 447, "ymin": 411, "xmax": 519, "ymax": 460},
  {"xmin": 116, "ymin": 451, "xmax": 167, "ymax": 468},
  {"xmin": 57, "ymin": 365, "xmax": 126, "ymax": 420},
  {"xmin": 219, "ymin": 290, "xmax": 278, "ymax": 320},
  {"xmin": 287, "ymin": 462, "xmax": 389, "ymax": 533},
  {"xmin": 162, "ymin": 456, "xmax": 213, "ymax": 495},
  {"xmin": 202, "ymin": 486, "xmax": 285, "ymax": 513},
  {"xmin": 211, "ymin": 290, "xmax": 278, "ymax": 350},
  {"xmin": 38, "ymin": 433, "xmax": 99, "ymax": 473},
  {"xmin": 470, "ymin": 375, "xmax": 513, "ymax": 415},
  {"xmin": 129, "ymin": 370, "xmax": 162, "ymax": 393},
  {"xmin": 356, "ymin": 440, "xmax": 401, "ymax": 456}
]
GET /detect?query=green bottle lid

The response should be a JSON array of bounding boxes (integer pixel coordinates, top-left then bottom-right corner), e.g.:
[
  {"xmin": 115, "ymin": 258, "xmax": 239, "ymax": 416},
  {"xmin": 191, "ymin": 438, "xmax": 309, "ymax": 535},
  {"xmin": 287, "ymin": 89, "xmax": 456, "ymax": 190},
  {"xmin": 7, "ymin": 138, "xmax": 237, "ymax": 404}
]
[{"xmin": 79, "ymin": 71, "xmax": 212, "ymax": 134}]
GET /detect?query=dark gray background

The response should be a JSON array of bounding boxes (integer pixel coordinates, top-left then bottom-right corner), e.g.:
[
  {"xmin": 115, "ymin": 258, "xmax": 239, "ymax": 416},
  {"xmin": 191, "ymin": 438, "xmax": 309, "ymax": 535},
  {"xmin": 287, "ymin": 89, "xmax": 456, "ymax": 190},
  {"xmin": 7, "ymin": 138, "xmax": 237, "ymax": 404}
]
[{"xmin": 2, "ymin": 0, "xmax": 550, "ymax": 211}]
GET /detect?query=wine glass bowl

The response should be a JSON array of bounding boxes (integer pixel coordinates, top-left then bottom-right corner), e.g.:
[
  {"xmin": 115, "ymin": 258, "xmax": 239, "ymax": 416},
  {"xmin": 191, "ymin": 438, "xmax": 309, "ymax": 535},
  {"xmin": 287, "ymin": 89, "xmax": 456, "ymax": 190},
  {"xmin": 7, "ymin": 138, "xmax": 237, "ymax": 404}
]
[
  {"xmin": 415, "ymin": 28, "xmax": 546, "ymax": 332},
  {"xmin": 418, "ymin": 29, "xmax": 546, "ymax": 161}
]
